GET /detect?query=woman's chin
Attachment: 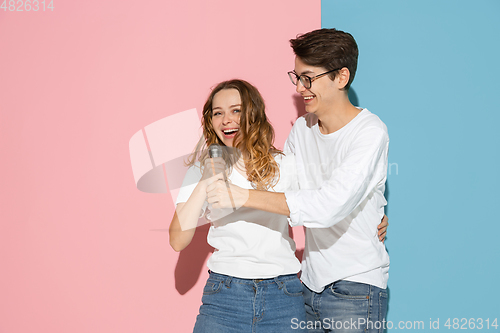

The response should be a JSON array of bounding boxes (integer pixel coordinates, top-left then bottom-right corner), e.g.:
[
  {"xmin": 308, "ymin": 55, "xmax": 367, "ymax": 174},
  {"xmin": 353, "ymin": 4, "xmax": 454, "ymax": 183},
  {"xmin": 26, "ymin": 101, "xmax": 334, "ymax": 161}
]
[{"xmin": 221, "ymin": 137, "xmax": 235, "ymax": 147}]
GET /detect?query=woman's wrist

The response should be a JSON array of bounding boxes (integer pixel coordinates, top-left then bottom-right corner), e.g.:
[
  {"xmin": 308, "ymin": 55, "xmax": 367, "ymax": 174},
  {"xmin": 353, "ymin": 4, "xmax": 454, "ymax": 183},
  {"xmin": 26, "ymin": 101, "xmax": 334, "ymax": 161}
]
[{"xmin": 194, "ymin": 179, "xmax": 209, "ymax": 196}]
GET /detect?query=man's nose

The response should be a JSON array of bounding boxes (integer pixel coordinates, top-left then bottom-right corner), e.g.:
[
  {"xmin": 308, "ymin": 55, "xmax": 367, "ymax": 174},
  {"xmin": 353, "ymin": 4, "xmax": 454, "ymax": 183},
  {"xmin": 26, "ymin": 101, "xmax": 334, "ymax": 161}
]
[{"xmin": 296, "ymin": 79, "xmax": 306, "ymax": 93}]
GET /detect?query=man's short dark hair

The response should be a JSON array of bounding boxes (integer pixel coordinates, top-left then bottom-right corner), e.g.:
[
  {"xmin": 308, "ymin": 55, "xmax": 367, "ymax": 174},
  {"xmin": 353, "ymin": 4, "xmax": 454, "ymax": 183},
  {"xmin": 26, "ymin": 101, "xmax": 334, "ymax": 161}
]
[{"xmin": 290, "ymin": 28, "xmax": 359, "ymax": 90}]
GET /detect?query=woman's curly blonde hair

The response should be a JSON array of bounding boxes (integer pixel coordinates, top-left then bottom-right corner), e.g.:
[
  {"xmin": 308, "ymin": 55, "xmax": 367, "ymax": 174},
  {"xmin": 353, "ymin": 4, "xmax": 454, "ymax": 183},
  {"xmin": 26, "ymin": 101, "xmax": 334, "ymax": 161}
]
[{"xmin": 187, "ymin": 79, "xmax": 282, "ymax": 190}]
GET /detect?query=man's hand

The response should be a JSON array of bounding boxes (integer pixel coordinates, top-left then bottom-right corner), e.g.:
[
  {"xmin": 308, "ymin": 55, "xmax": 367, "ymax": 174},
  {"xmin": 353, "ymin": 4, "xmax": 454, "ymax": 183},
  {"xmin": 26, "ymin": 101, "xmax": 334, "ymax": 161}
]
[
  {"xmin": 206, "ymin": 179, "xmax": 249, "ymax": 210},
  {"xmin": 377, "ymin": 215, "xmax": 389, "ymax": 243}
]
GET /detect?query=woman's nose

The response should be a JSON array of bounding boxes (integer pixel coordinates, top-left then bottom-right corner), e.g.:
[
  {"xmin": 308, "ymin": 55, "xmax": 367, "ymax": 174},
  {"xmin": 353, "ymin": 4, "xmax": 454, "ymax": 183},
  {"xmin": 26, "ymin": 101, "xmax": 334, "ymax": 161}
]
[{"xmin": 223, "ymin": 113, "xmax": 234, "ymax": 124}]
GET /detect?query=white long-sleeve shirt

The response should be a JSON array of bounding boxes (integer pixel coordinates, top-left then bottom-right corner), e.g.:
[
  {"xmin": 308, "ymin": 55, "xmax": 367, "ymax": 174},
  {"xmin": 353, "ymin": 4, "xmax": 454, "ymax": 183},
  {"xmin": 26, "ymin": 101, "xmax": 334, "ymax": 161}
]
[{"xmin": 284, "ymin": 109, "xmax": 390, "ymax": 292}]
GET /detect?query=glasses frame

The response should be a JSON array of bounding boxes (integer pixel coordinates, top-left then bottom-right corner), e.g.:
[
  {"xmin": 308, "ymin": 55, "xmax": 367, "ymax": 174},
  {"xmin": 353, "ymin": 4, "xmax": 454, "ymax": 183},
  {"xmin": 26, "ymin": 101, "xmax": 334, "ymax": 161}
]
[{"xmin": 287, "ymin": 67, "xmax": 343, "ymax": 89}]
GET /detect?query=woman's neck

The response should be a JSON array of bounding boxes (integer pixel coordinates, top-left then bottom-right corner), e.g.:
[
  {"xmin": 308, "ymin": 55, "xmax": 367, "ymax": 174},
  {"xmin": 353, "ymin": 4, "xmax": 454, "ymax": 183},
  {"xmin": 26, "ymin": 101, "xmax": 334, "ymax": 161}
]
[{"xmin": 234, "ymin": 154, "xmax": 247, "ymax": 178}]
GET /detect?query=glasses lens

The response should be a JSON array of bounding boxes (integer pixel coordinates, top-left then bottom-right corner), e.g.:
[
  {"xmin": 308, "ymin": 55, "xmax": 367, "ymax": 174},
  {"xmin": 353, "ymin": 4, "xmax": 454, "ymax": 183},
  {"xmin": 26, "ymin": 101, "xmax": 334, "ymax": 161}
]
[
  {"xmin": 288, "ymin": 72, "xmax": 298, "ymax": 86},
  {"xmin": 299, "ymin": 75, "xmax": 311, "ymax": 89}
]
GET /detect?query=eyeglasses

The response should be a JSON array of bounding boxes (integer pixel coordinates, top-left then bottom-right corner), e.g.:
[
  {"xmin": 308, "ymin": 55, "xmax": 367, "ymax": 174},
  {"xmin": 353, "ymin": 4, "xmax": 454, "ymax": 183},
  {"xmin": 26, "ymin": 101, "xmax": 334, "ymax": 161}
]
[{"xmin": 287, "ymin": 67, "xmax": 343, "ymax": 89}]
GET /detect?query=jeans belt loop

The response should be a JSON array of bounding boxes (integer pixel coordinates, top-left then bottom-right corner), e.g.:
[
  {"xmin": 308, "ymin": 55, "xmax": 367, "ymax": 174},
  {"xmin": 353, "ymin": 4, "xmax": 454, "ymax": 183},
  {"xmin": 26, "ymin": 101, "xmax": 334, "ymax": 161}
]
[
  {"xmin": 273, "ymin": 277, "xmax": 284, "ymax": 289},
  {"xmin": 224, "ymin": 276, "xmax": 232, "ymax": 288}
]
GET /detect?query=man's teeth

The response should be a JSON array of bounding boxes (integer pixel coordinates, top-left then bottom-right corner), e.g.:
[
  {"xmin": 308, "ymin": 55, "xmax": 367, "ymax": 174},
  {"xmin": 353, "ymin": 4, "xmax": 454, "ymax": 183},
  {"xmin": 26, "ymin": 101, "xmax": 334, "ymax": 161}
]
[{"xmin": 304, "ymin": 96, "xmax": 314, "ymax": 100}]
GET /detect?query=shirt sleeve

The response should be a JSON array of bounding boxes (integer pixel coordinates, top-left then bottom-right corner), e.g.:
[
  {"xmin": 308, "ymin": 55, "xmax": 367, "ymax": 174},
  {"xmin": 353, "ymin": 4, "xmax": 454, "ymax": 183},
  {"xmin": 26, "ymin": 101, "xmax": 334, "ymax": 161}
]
[
  {"xmin": 284, "ymin": 126, "xmax": 389, "ymax": 228},
  {"xmin": 175, "ymin": 163, "xmax": 208, "ymax": 217},
  {"xmin": 283, "ymin": 121, "xmax": 297, "ymax": 155},
  {"xmin": 275, "ymin": 153, "xmax": 299, "ymax": 192}
]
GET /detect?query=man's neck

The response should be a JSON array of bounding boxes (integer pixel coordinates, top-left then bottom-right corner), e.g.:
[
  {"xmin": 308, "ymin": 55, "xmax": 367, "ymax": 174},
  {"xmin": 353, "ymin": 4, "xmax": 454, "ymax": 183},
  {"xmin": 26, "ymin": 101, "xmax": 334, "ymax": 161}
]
[{"xmin": 317, "ymin": 98, "xmax": 361, "ymax": 134}]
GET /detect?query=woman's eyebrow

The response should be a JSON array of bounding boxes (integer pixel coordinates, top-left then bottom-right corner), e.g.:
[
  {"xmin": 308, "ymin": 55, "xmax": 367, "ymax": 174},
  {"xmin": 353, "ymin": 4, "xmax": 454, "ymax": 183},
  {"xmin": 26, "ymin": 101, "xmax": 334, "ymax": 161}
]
[{"xmin": 213, "ymin": 104, "xmax": 241, "ymax": 111}]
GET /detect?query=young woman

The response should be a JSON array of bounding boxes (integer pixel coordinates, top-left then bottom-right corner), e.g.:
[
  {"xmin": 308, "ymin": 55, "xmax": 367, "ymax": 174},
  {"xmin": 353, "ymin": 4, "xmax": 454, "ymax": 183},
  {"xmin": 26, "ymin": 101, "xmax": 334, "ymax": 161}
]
[
  {"xmin": 169, "ymin": 79, "xmax": 387, "ymax": 332},
  {"xmin": 169, "ymin": 79, "xmax": 306, "ymax": 332}
]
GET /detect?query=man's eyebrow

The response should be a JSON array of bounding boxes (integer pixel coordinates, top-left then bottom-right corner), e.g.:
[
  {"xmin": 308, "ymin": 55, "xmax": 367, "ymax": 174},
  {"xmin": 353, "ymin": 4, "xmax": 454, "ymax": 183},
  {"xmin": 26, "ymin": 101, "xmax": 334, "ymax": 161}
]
[{"xmin": 298, "ymin": 70, "xmax": 315, "ymax": 75}]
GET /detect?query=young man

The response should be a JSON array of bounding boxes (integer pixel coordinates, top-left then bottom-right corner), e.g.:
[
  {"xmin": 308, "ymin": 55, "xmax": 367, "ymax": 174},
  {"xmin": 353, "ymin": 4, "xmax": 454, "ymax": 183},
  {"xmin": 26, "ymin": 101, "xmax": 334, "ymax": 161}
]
[{"xmin": 208, "ymin": 28, "xmax": 389, "ymax": 332}]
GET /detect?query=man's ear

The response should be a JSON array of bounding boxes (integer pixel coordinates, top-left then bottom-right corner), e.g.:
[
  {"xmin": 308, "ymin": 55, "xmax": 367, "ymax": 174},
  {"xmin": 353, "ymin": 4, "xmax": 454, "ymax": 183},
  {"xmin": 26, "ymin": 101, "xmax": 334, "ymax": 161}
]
[{"xmin": 337, "ymin": 67, "xmax": 350, "ymax": 89}]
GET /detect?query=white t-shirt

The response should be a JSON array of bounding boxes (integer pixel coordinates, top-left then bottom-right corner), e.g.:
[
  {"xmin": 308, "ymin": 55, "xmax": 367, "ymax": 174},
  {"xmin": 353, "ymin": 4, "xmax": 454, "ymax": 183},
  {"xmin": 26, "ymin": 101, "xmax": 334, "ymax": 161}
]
[
  {"xmin": 175, "ymin": 154, "xmax": 301, "ymax": 279},
  {"xmin": 284, "ymin": 109, "xmax": 390, "ymax": 292}
]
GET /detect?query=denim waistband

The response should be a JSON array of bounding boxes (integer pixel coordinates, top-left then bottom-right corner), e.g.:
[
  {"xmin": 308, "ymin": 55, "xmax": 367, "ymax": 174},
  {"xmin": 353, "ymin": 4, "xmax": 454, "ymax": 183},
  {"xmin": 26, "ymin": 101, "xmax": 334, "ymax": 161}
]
[{"xmin": 208, "ymin": 270, "xmax": 300, "ymax": 285}]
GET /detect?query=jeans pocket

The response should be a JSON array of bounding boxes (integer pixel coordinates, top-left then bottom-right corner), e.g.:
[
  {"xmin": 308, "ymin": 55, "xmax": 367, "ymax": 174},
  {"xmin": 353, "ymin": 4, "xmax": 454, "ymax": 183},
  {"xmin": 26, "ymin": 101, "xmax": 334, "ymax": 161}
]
[
  {"xmin": 329, "ymin": 281, "xmax": 369, "ymax": 300},
  {"xmin": 282, "ymin": 278, "xmax": 303, "ymax": 297},
  {"xmin": 202, "ymin": 278, "xmax": 223, "ymax": 295},
  {"xmin": 378, "ymin": 290, "xmax": 388, "ymax": 323}
]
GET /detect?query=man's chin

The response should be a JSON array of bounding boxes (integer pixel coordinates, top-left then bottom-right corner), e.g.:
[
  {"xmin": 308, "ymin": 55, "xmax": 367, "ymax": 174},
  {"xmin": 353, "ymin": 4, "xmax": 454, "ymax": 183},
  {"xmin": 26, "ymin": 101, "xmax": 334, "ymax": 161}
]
[{"xmin": 304, "ymin": 107, "xmax": 317, "ymax": 115}]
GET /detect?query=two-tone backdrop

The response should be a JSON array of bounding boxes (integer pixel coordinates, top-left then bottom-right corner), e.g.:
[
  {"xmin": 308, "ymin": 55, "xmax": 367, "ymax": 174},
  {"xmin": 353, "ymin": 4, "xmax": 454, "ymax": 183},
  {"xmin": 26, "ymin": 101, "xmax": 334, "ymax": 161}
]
[{"xmin": 1, "ymin": 0, "xmax": 498, "ymax": 332}]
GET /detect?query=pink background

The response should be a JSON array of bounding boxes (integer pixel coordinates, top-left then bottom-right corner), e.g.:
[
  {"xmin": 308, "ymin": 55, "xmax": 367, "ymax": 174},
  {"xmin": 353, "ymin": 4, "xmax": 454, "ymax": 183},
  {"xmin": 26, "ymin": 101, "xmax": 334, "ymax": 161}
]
[{"xmin": 0, "ymin": 1, "xmax": 320, "ymax": 332}]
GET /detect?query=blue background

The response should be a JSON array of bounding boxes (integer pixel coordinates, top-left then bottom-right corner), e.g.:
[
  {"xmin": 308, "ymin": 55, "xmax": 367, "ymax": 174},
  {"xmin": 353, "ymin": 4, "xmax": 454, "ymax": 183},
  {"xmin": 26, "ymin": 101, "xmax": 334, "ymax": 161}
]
[{"xmin": 322, "ymin": 0, "xmax": 500, "ymax": 330}]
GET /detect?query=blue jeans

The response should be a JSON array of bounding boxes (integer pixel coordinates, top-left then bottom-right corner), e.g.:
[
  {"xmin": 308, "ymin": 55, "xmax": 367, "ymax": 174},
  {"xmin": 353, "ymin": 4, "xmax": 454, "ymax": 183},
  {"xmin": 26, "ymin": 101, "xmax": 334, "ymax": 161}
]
[
  {"xmin": 193, "ymin": 271, "xmax": 307, "ymax": 333},
  {"xmin": 302, "ymin": 280, "xmax": 388, "ymax": 333}
]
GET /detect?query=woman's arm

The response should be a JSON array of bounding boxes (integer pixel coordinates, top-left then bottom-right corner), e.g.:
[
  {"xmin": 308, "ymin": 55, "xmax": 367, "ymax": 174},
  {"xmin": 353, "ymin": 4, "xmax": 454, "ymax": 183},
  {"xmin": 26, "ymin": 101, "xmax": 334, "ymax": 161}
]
[
  {"xmin": 169, "ymin": 183, "xmax": 208, "ymax": 252},
  {"xmin": 169, "ymin": 158, "xmax": 226, "ymax": 252},
  {"xmin": 378, "ymin": 215, "xmax": 388, "ymax": 243}
]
